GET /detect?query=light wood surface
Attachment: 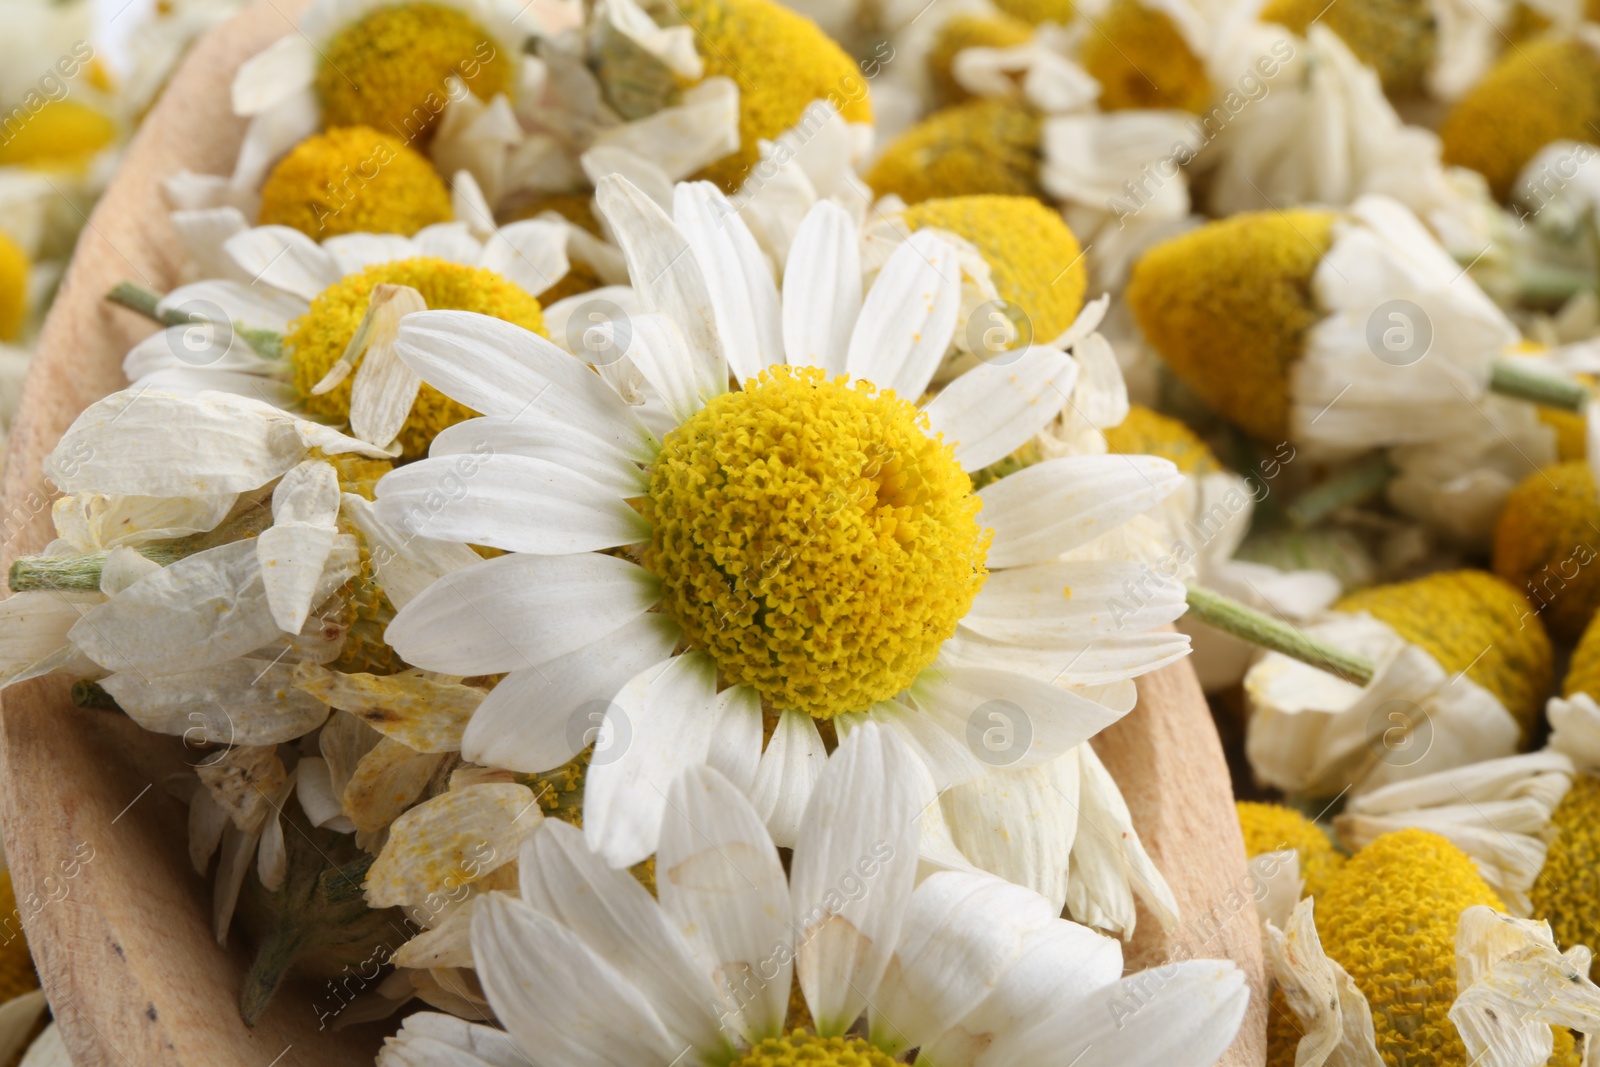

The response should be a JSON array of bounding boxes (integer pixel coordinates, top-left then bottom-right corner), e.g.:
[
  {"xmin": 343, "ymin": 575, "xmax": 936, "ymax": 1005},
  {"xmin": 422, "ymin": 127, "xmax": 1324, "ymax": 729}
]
[{"xmin": 0, "ymin": 2, "xmax": 1268, "ymax": 1062}]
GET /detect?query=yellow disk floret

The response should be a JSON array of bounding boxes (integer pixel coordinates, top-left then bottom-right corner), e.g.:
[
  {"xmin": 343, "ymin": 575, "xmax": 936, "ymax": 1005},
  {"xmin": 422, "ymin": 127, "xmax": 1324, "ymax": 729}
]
[
  {"xmin": 258, "ymin": 126, "xmax": 452, "ymax": 240},
  {"xmin": 734, "ymin": 1031, "xmax": 897, "ymax": 1067},
  {"xmin": 0, "ymin": 231, "xmax": 28, "ymax": 343},
  {"xmin": 1080, "ymin": 0, "xmax": 1211, "ymax": 113},
  {"xmin": 928, "ymin": 12, "xmax": 1034, "ymax": 108},
  {"xmin": 1493, "ymin": 462, "xmax": 1600, "ymax": 644},
  {"xmin": 1530, "ymin": 775, "xmax": 1600, "ymax": 979},
  {"xmin": 286, "ymin": 257, "xmax": 545, "ymax": 459},
  {"xmin": 1261, "ymin": 0, "xmax": 1436, "ymax": 96},
  {"xmin": 315, "ymin": 2, "xmax": 514, "ymax": 141},
  {"xmin": 677, "ymin": 0, "xmax": 872, "ymax": 193},
  {"xmin": 1125, "ymin": 209, "xmax": 1336, "ymax": 442},
  {"xmin": 0, "ymin": 100, "xmax": 116, "ymax": 171},
  {"xmin": 1316, "ymin": 829, "xmax": 1504, "ymax": 1067},
  {"xmin": 900, "ymin": 195, "xmax": 1086, "ymax": 343},
  {"xmin": 1440, "ymin": 38, "xmax": 1600, "ymax": 201},
  {"xmin": 1565, "ymin": 610, "xmax": 1600, "ymax": 699},
  {"xmin": 866, "ymin": 99, "xmax": 1044, "ymax": 205},
  {"xmin": 1236, "ymin": 801, "xmax": 1346, "ymax": 899},
  {"xmin": 993, "ymin": 0, "xmax": 1074, "ymax": 22},
  {"xmin": 0, "ymin": 870, "xmax": 37, "ymax": 1001},
  {"xmin": 1105, "ymin": 405, "xmax": 1221, "ymax": 475},
  {"xmin": 1336, "ymin": 569, "xmax": 1553, "ymax": 739},
  {"xmin": 644, "ymin": 365, "xmax": 989, "ymax": 719}
]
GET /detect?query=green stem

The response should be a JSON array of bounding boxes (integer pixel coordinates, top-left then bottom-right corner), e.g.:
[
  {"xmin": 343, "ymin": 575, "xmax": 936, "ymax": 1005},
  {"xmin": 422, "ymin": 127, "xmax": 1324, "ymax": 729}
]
[
  {"xmin": 1516, "ymin": 263, "xmax": 1596, "ymax": 306},
  {"xmin": 1185, "ymin": 585, "xmax": 1376, "ymax": 687},
  {"xmin": 106, "ymin": 282, "xmax": 282, "ymax": 361},
  {"xmin": 1285, "ymin": 453, "xmax": 1394, "ymax": 529},
  {"xmin": 1489, "ymin": 359, "xmax": 1590, "ymax": 412},
  {"xmin": 9, "ymin": 548, "xmax": 180, "ymax": 592}
]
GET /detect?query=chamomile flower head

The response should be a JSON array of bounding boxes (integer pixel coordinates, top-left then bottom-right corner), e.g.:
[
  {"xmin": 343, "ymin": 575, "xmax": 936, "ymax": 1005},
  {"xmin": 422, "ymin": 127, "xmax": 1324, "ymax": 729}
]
[
  {"xmin": 1128, "ymin": 196, "xmax": 1521, "ymax": 455},
  {"xmin": 928, "ymin": 12, "xmax": 1036, "ymax": 108},
  {"xmin": 126, "ymin": 214, "xmax": 577, "ymax": 456},
  {"xmin": 373, "ymin": 176, "xmax": 1192, "ymax": 878},
  {"xmin": 0, "ymin": 231, "xmax": 27, "ymax": 343},
  {"xmin": 898, "ymin": 194, "xmax": 1088, "ymax": 342},
  {"xmin": 0, "ymin": 100, "xmax": 117, "ymax": 172},
  {"xmin": 1237, "ymin": 801, "xmax": 1346, "ymax": 899},
  {"xmin": 867, "ymin": 99, "xmax": 1046, "ymax": 204},
  {"xmin": 1262, "ymin": 0, "xmax": 1436, "ymax": 96},
  {"xmin": 994, "ymin": 0, "xmax": 1075, "ymax": 21},
  {"xmin": 1564, "ymin": 607, "xmax": 1600, "ymax": 700},
  {"xmin": 257, "ymin": 127, "xmax": 453, "ymax": 240},
  {"xmin": 1531, "ymin": 774, "xmax": 1600, "ymax": 977},
  {"xmin": 1441, "ymin": 36, "xmax": 1600, "ymax": 200},
  {"xmin": 1493, "ymin": 461, "xmax": 1600, "ymax": 643},
  {"xmin": 1246, "ymin": 570, "xmax": 1551, "ymax": 797},
  {"xmin": 378, "ymin": 726, "xmax": 1251, "ymax": 1067},
  {"xmin": 1079, "ymin": 0, "xmax": 1210, "ymax": 112}
]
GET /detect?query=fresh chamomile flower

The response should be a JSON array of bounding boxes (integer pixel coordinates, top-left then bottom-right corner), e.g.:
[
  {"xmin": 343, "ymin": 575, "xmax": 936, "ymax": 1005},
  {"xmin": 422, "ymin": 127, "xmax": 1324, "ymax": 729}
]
[
  {"xmin": 376, "ymin": 724, "xmax": 1252, "ymax": 1067},
  {"xmin": 1103, "ymin": 404, "xmax": 1342, "ymax": 692},
  {"xmin": 1127, "ymin": 195, "xmax": 1522, "ymax": 457},
  {"xmin": 1237, "ymin": 800, "xmax": 1346, "ymax": 899},
  {"xmin": 1264, "ymin": 829, "xmax": 1600, "ymax": 1067},
  {"xmin": 1493, "ymin": 460, "xmax": 1600, "ymax": 643},
  {"xmin": 1441, "ymin": 32, "xmax": 1600, "ymax": 201},
  {"xmin": 128, "ymin": 213, "xmax": 588, "ymax": 459},
  {"xmin": 1245, "ymin": 569, "xmax": 1553, "ymax": 798},
  {"xmin": 255, "ymin": 126, "xmax": 453, "ymax": 240},
  {"xmin": 371, "ymin": 175, "xmax": 1193, "ymax": 877}
]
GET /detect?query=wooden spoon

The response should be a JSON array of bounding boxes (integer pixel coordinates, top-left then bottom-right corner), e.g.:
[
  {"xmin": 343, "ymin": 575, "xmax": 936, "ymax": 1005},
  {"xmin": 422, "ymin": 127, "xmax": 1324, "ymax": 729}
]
[{"xmin": 0, "ymin": 3, "xmax": 1266, "ymax": 1061}]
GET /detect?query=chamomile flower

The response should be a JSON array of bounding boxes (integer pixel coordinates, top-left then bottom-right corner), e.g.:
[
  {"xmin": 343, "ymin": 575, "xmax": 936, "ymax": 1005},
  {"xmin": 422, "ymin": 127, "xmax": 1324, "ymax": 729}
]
[
  {"xmin": 1077, "ymin": 0, "xmax": 1211, "ymax": 113},
  {"xmin": 373, "ymin": 176, "xmax": 1193, "ymax": 878},
  {"xmin": 1493, "ymin": 461, "xmax": 1600, "ymax": 642},
  {"xmin": 1127, "ymin": 195, "xmax": 1524, "ymax": 461},
  {"xmin": 377, "ymin": 724, "xmax": 1252, "ymax": 1067},
  {"xmin": 1236, "ymin": 800, "xmax": 1346, "ymax": 899},
  {"xmin": 129, "ymin": 213, "xmax": 588, "ymax": 458},
  {"xmin": 1244, "ymin": 569, "xmax": 1552, "ymax": 797},
  {"xmin": 1264, "ymin": 830, "xmax": 1600, "ymax": 1067}
]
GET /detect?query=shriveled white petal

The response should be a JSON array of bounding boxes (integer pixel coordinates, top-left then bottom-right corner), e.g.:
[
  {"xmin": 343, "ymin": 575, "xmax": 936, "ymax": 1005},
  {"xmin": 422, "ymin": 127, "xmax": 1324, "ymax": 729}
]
[
  {"xmin": 366, "ymin": 784, "xmax": 540, "ymax": 908},
  {"xmin": 258, "ymin": 809, "xmax": 287, "ymax": 891},
  {"xmin": 925, "ymin": 348, "xmax": 1079, "ymax": 471},
  {"xmin": 1064, "ymin": 744, "xmax": 1180, "ymax": 937},
  {"xmin": 258, "ymin": 460, "xmax": 342, "ymax": 633},
  {"xmin": 394, "ymin": 311, "xmax": 657, "ymax": 460},
  {"xmin": 377, "ymin": 1010, "xmax": 528, "ymax": 1067},
  {"xmin": 583, "ymin": 652, "xmax": 721, "ymax": 868},
  {"xmin": 461, "ymin": 613, "xmax": 681, "ymax": 772},
  {"xmin": 336, "ymin": 493, "xmax": 482, "ymax": 611},
  {"xmin": 846, "ymin": 230, "xmax": 962, "ymax": 400},
  {"xmin": 870, "ymin": 871, "xmax": 1058, "ymax": 1055},
  {"xmin": 781, "ymin": 199, "xmax": 860, "ymax": 375},
  {"xmin": 940, "ymin": 753, "xmax": 1080, "ymax": 913},
  {"xmin": 375, "ymin": 453, "xmax": 648, "ymax": 554},
  {"xmin": 979, "ymin": 455, "xmax": 1184, "ymax": 568},
  {"xmin": 293, "ymin": 663, "xmax": 483, "ymax": 752},
  {"xmin": 100, "ymin": 658, "xmax": 330, "ymax": 745},
  {"xmin": 0, "ymin": 592, "xmax": 98, "ymax": 688},
  {"xmin": 791, "ymin": 722, "xmax": 922, "ymax": 1036},
  {"xmin": 749, "ymin": 708, "xmax": 827, "ymax": 848},
  {"xmin": 520, "ymin": 820, "xmax": 728, "ymax": 1053},
  {"xmin": 188, "ymin": 785, "xmax": 228, "ymax": 875},
  {"xmin": 295, "ymin": 756, "xmax": 346, "ymax": 828},
  {"xmin": 1549, "ymin": 692, "xmax": 1600, "ymax": 772},
  {"xmin": 472, "ymin": 894, "xmax": 681, "ymax": 1067},
  {"xmin": 384, "ymin": 552, "xmax": 660, "ymax": 676},
  {"xmin": 343, "ymin": 738, "xmax": 445, "ymax": 833},
  {"xmin": 393, "ymin": 899, "xmax": 480, "ymax": 971},
  {"xmin": 1264, "ymin": 898, "xmax": 1384, "ymax": 1067},
  {"xmin": 51, "ymin": 492, "xmax": 236, "ymax": 551},
  {"xmin": 674, "ymin": 181, "xmax": 783, "ymax": 381},
  {"xmin": 591, "ymin": 79, "xmax": 739, "ymax": 181},
  {"xmin": 598, "ymin": 0, "xmax": 704, "ymax": 78}
]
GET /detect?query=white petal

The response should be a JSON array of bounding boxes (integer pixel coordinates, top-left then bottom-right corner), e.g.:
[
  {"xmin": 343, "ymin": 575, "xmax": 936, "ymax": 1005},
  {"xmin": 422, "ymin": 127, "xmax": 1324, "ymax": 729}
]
[
  {"xmin": 395, "ymin": 311, "xmax": 657, "ymax": 460},
  {"xmin": 100, "ymin": 658, "xmax": 331, "ymax": 745},
  {"xmin": 472, "ymin": 895, "xmax": 680, "ymax": 1067},
  {"xmin": 384, "ymin": 551, "xmax": 660, "ymax": 675},
  {"xmin": 590, "ymin": 79, "xmax": 739, "ymax": 180},
  {"xmin": 1064, "ymin": 744, "xmax": 1180, "ymax": 937},
  {"xmin": 583, "ymin": 652, "xmax": 722, "ymax": 868},
  {"xmin": 749, "ymin": 708, "xmax": 827, "ymax": 848},
  {"xmin": 223, "ymin": 225, "xmax": 340, "ymax": 302},
  {"xmin": 259, "ymin": 460, "xmax": 342, "ymax": 633},
  {"xmin": 940, "ymin": 754, "xmax": 1080, "ymax": 912},
  {"xmin": 846, "ymin": 231, "xmax": 962, "ymax": 400},
  {"xmin": 322, "ymin": 234, "xmax": 416, "ymax": 278},
  {"xmin": 461, "ymin": 613, "xmax": 681, "ymax": 772},
  {"xmin": 707, "ymin": 685, "xmax": 762, "ymax": 794},
  {"xmin": 158, "ymin": 278, "xmax": 303, "ymax": 332},
  {"xmin": 910, "ymin": 662, "xmax": 1128, "ymax": 768},
  {"xmin": 479, "ymin": 219, "xmax": 571, "ymax": 298},
  {"xmin": 782, "ymin": 200, "xmax": 860, "ymax": 375},
  {"xmin": 295, "ymin": 756, "xmax": 345, "ymax": 828},
  {"xmin": 791, "ymin": 722, "xmax": 922, "ymax": 1035},
  {"xmin": 231, "ymin": 94, "xmax": 320, "ymax": 193},
  {"xmin": 0, "ymin": 592, "xmax": 97, "ymax": 688},
  {"xmin": 429, "ymin": 415, "xmax": 646, "ymax": 496},
  {"xmin": 674, "ymin": 181, "xmax": 783, "ymax": 382},
  {"xmin": 379, "ymin": 1012, "xmax": 529, "ymax": 1067},
  {"xmin": 349, "ymin": 284, "xmax": 429, "ymax": 449},
  {"xmin": 924, "ymin": 348, "xmax": 1079, "ymax": 471},
  {"xmin": 1263, "ymin": 898, "xmax": 1383, "ymax": 1067},
  {"xmin": 659, "ymin": 766, "xmax": 793, "ymax": 1043},
  {"xmin": 623, "ymin": 312, "xmax": 723, "ymax": 425},
  {"xmin": 979, "ymin": 455, "xmax": 1184, "ymax": 567},
  {"xmin": 336, "ymin": 493, "xmax": 482, "ymax": 610},
  {"xmin": 375, "ymin": 453, "xmax": 648, "ymax": 554},
  {"xmin": 258, "ymin": 811, "xmax": 287, "ymax": 891},
  {"xmin": 231, "ymin": 36, "xmax": 316, "ymax": 115},
  {"xmin": 366, "ymin": 784, "xmax": 538, "ymax": 907}
]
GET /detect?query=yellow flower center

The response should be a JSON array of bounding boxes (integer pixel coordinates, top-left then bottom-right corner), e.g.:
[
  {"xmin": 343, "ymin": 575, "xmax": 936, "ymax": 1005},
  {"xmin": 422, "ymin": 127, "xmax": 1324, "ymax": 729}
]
[
  {"xmin": 677, "ymin": 0, "xmax": 873, "ymax": 193},
  {"xmin": 0, "ymin": 101, "xmax": 116, "ymax": 171},
  {"xmin": 992, "ymin": 0, "xmax": 1075, "ymax": 23},
  {"xmin": 1125, "ymin": 208, "xmax": 1336, "ymax": 442},
  {"xmin": 866, "ymin": 99, "xmax": 1044, "ymax": 205},
  {"xmin": 1263, "ymin": 0, "xmax": 1437, "ymax": 97},
  {"xmin": 286, "ymin": 257, "xmax": 546, "ymax": 459},
  {"xmin": 1530, "ymin": 775, "xmax": 1600, "ymax": 982},
  {"xmin": 1080, "ymin": 0, "xmax": 1211, "ymax": 113},
  {"xmin": 643, "ymin": 365, "xmax": 988, "ymax": 719},
  {"xmin": 1234, "ymin": 800, "xmax": 1345, "ymax": 899},
  {"xmin": 0, "ymin": 232, "xmax": 28, "ymax": 343},
  {"xmin": 900, "ymin": 195, "xmax": 1086, "ymax": 345},
  {"xmin": 315, "ymin": 2, "xmax": 515, "ymax": 142},
  {"xmin": 733, "ymin": 1031, "xmax": 898, "ymax": 1067},
  {"xmin": 1104, "ymin": 405, "xmax": 1221, "ymax": 475},
  {"xmin": 1337, "ymin": 569, "xmax": 1552, "ymax": 738},
  {"xmin": 258, "ymin": 126, "xmax": 452, "ymax": 240},
  {"xmin": 1492, "ymin": 462, "xmax": 1600, "ymax": 646}
]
